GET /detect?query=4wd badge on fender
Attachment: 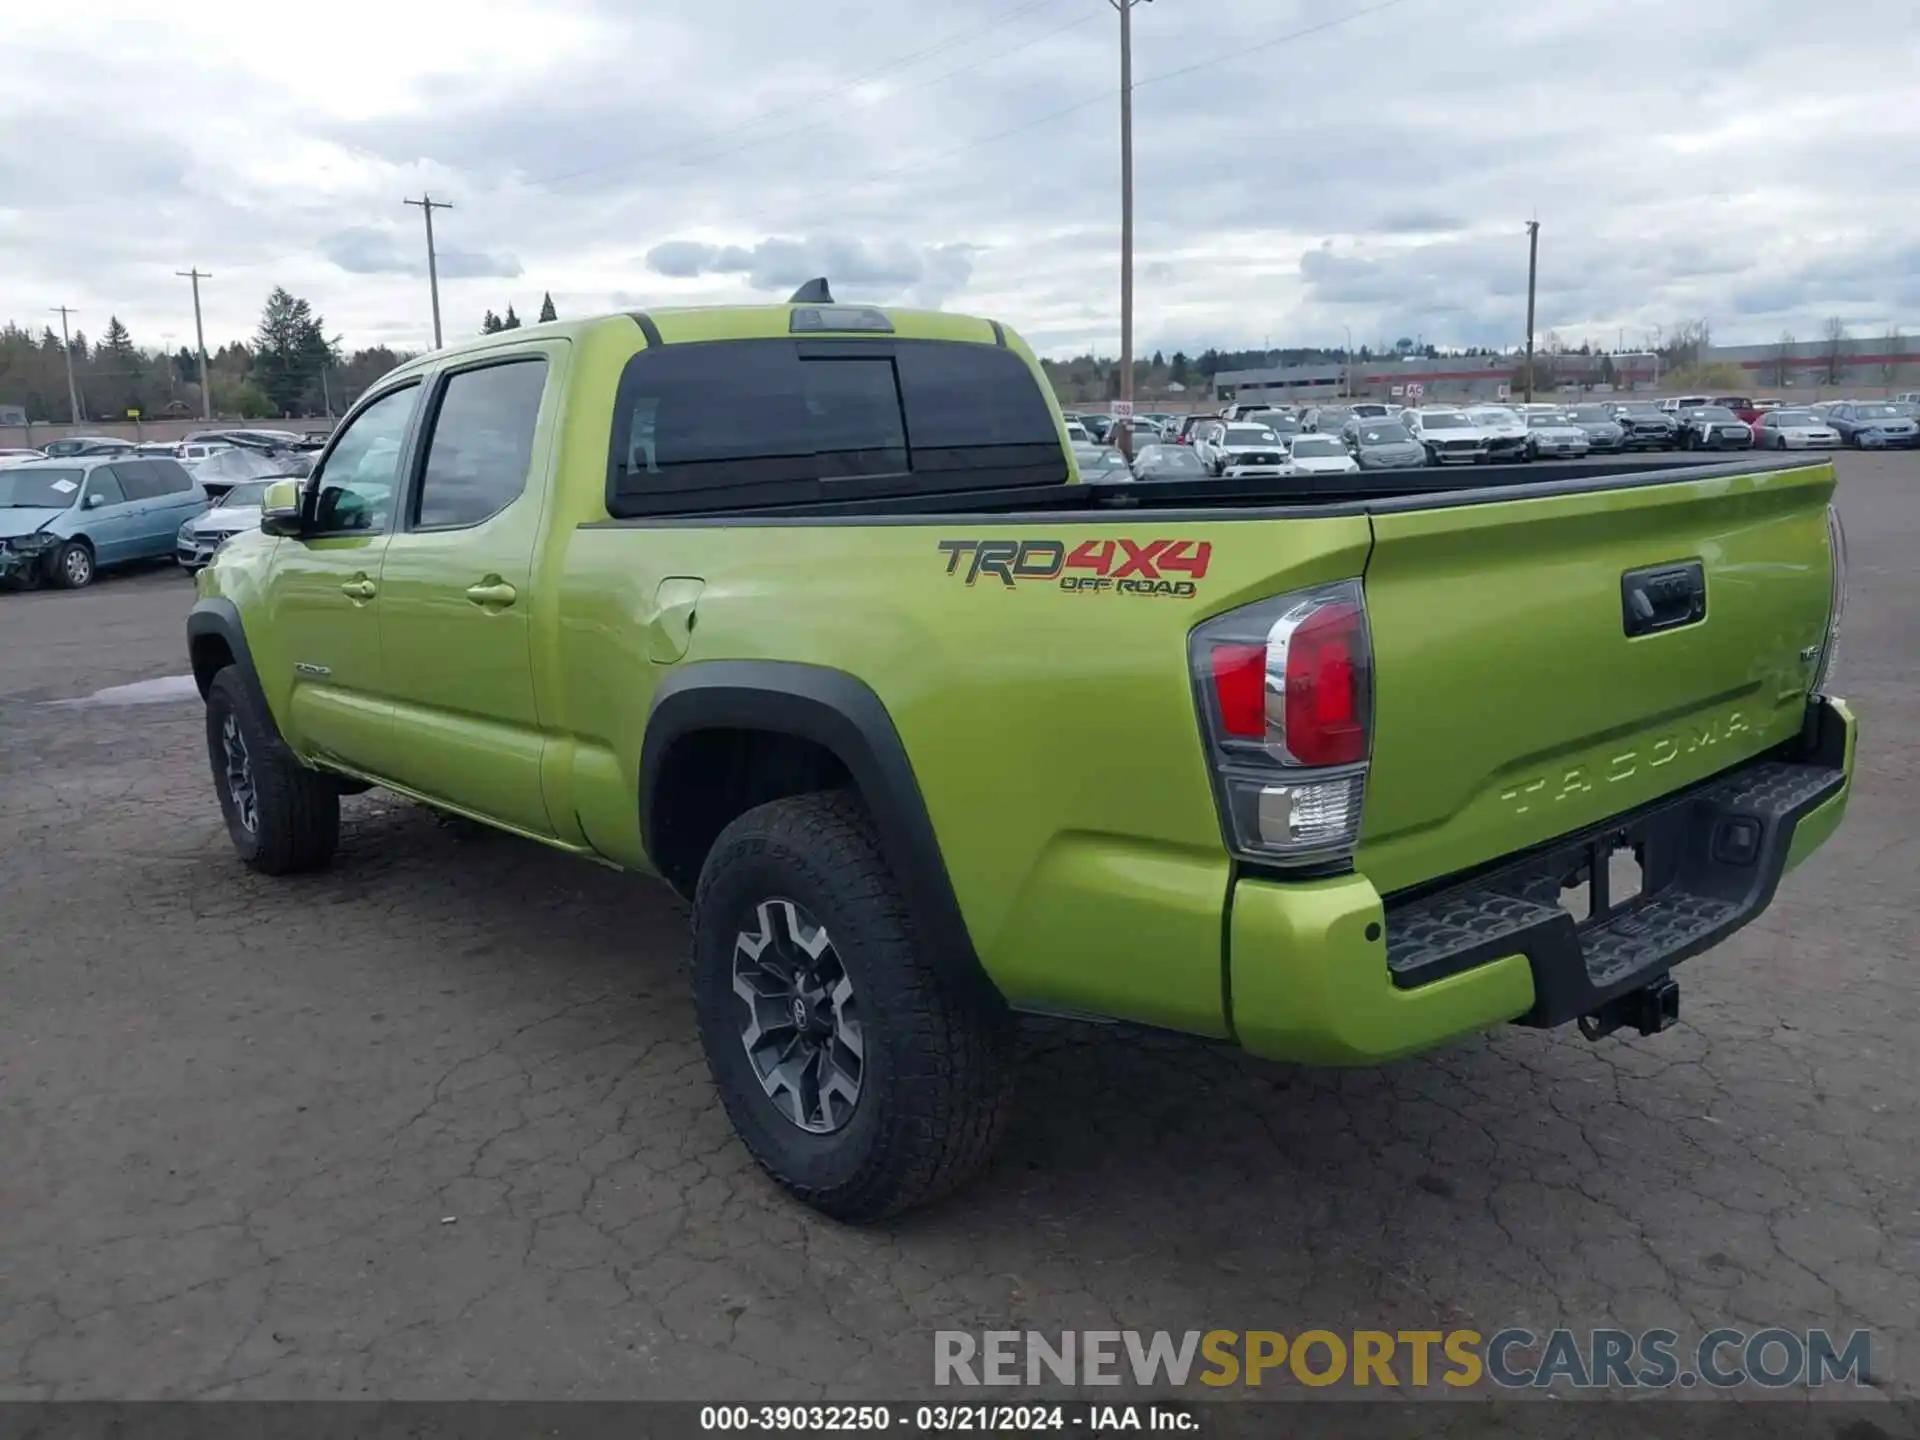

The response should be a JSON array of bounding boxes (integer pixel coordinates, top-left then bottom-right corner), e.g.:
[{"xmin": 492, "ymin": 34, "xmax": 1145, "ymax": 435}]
[{"xmin": 937, "ymin": 538, "xmax": 1211, "ymax": 597}]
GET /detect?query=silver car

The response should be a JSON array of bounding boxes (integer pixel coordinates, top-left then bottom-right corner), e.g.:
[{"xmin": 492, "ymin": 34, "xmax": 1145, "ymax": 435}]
[
  {"xmin": 1524, "ymin": 413, "xmax": 1592, "ymax": 458},
  {"xmin": 176, "ymin": 477, "xmax": 272, "ymax": 572}
]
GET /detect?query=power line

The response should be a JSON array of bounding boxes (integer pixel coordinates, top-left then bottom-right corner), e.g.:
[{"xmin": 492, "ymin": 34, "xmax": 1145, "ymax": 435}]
[
  {"xmin": 623, "ymin": 7, "xmax": 1107, "ymax": 182},
  {"xmin": 693, "ymin": 0, "xmax": 1422, "ymax": 239},
  {"xmin": 519, "ymin": 0, "xmax": 1074, "ymax": 193}
]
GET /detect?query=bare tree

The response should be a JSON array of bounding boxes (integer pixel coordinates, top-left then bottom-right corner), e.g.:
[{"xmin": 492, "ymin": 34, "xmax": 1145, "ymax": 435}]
[
  {"xmin": 1660, "ymin": 318, "xmax": 1711, "ymax": 373},
  {"xmin": 1880, "ymin": 326, "xmax": 1906, "ymax": 386},
  {"xmin": 1771, "ymin": 331, "xmax": 1796, "ymax": 388},
  {"xmin": 1822, "ymin": 316, "xmax": 1848, "ymax": 386}
]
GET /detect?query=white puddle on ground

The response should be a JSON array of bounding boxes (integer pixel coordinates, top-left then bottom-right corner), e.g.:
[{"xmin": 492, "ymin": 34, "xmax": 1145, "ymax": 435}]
[{"xmin": 51, "ymin": 674, "xmax": 201, "ymax": 708}]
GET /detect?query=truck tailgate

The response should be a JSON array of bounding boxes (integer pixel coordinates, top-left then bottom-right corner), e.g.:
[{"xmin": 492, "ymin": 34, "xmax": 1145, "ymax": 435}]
[{"xmin": 1356, "ymin": 462, "xmax": 1836, "ymax": 897}]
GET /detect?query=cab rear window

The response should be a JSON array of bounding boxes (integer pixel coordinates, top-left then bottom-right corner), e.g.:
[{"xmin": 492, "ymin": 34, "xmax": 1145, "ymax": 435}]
[{"xmin": 606, "ymin": 336, "xmax": 1067, "ymax": 516}]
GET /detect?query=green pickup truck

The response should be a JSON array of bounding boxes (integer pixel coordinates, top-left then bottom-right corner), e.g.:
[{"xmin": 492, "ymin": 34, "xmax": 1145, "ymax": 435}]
[{"xmin": 186, "ymin": 289, "xmax": 1855, "ymax": 1221}]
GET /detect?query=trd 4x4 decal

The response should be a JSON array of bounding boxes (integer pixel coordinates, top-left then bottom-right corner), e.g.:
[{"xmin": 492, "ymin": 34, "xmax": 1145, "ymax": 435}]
[{"xmin": 937, "ymin": 538, "xmax": 1212, "ymax": 597}]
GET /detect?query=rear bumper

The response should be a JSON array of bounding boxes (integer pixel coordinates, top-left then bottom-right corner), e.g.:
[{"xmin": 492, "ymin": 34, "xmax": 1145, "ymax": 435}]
[{"xmin": 1226, "ymin": 696, "xmax": 1855, "ymax": 1065}]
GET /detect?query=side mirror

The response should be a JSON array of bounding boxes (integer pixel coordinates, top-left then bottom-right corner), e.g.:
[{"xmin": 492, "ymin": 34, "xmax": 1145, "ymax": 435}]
[
  {"xmin": 84, "ymin": 492, "xmax": 106, "ymax": 509},
  {"xmin": 259, "ymin": 478, "xmax": 305, "ymax": 537}
]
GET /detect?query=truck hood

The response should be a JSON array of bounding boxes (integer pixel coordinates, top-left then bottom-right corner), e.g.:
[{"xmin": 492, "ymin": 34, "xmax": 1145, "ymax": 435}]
[{"xmin": 0, "ymin": 507, "xmax": 66, "ymax": 539}]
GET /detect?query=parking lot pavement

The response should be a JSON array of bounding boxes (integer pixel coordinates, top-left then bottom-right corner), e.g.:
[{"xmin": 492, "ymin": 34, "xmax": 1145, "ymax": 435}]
[{"xmin": 1, "ymin": 454, "xmax": 1915, "ymax": 1402}]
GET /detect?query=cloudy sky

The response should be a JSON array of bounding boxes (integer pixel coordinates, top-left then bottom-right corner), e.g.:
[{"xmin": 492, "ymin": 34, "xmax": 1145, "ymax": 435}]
[{"xmin": 3, "ymin": 0, "xmax": 1916, "ymax": 360}]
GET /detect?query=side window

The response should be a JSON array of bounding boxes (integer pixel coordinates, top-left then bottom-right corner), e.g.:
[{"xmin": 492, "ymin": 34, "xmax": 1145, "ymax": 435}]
[
  {"xmin": 114, "ymin": 461, "xmax": 165, "ymax": 501},
  {"xmin": 894, "ymin": 342, "xmax": 1064, "ymax": 487},
  {"xmin": 412, "ymin": 359, "xmax": 548, "ymax": 530},
  {"xmin": 148, "ymin": 458, "xmax": 195, "ymax": 493},
  {"xmin": 84, "ymin": 468, "xmax": 127, "ymax": 506},
  {"xmin": 312, "ymin": 384, "xmax": 419, "ymax": 535}
]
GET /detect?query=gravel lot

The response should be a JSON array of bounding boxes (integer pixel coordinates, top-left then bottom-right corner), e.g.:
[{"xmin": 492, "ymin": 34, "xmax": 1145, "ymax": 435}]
[{"xmin": 1, "ymin": 453, "xmax": 1914, "ymax": 1402}]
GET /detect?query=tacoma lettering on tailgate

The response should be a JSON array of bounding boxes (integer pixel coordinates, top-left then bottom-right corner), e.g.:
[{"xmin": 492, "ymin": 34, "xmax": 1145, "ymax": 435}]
[
  {"xmin": 1499, "ymin": 710, "xmax": 1754, "ymax": 816},
  {"xmin": 937, "ymin": 538, "xmax": 1212, "ymax": 597}
]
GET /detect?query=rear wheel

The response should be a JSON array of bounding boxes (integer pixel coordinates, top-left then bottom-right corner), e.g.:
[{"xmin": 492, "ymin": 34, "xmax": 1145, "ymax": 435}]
[
  {"xmin": 204, "ymin": 668, "xmax": 340, "ymax": 873},
  {"xmin": 51, "ymin": 541, "xmax": 94, "ymax": 590},
  {"xmin": 692, "ymin": 791, "xmax": 1016, "ymax": 1222}
]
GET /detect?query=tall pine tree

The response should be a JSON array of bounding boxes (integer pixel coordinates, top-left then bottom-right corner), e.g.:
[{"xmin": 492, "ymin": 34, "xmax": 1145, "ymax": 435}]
[
  {"xmin": 253, "ymin": 287, "xmax": 332, "ymax": 416},
  {"xmin": 538, "ymin": 292, "xmax": 557, "ymax": 323},
  {"xmin": 501, "ymin": 305, "xmax": 521, "ymax": 330},
  {"xmin": 481, "ymin": 309, "xmax": 502, "ymax": 334}
]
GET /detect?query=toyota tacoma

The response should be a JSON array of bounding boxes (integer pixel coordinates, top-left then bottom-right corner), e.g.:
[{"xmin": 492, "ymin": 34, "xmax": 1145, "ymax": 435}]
[{"xmin": 186, "ymin": 287, "xmax": 1857, "ymax": 1221}]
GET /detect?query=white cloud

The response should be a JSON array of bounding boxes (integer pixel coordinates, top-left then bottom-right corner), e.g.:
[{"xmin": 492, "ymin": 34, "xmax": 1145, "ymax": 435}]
[{"xmin": 2, "ymin": 0, "xmax": 1916, "ymax": 357}]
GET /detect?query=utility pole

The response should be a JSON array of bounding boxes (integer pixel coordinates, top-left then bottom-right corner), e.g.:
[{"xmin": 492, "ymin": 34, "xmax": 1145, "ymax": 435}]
[
  {"xmin": 1522, "ymin": 220, "xmax": 1540, "ymax": 404},
  {"xmin": 1344, "ymin": 325, "xmax": 1354, "ymax": 399},
  {"xmin": 1111, "ymin": 0, "xmax": 1149, "ymax": 457},
  {"xmin": 50, "ymin": 306, "xmax": 82, "ymax": 424},
  {"xmin": 405, "ymin": 193, "xmax": 453, "ymax": 349},
  {"xmin": 177, "ymin": 269, "xmax": 213, "ymax": 420}
]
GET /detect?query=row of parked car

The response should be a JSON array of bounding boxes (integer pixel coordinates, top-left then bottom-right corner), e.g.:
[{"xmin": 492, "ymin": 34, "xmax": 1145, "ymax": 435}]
[
  {"xmin": 0, "ymin": 437, "xmax": 300, "ymax": 591},
  {"xmin": 1062, "ymin": 392, "xmax": 1920, "ymax": 481}
]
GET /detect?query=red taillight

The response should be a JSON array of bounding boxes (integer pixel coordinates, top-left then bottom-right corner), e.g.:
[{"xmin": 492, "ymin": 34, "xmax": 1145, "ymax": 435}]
[
  {"xmin": 1188, "ymin": 580, "xmax": 1372, "ymax": 865},
  {"xmin": 1283, "ymin": 600, "xmax": 1366, "ymax": 766},
  {"xmin": 1210, "ymin": 643, "xmax": 1268, "ymax": 738}
]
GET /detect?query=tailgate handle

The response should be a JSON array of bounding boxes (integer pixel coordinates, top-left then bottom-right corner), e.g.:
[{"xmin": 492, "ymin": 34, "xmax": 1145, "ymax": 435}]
[{"xmin": 1621, "ymin": 561, "xmax": 1706, "ymax": 637}]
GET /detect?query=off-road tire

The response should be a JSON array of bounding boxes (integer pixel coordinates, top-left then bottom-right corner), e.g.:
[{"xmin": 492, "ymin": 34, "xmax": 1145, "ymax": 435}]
[
  {"xmin": 51, "ymin": 541, "xmax": 94, "ymax": 590},
  {"xmin": 204, "ymin": 667, "xmax": 339, "ymax": 874},
  {"xmin": 692, "ymin": 790, "xmax": 1016, "ymax": 1222}
]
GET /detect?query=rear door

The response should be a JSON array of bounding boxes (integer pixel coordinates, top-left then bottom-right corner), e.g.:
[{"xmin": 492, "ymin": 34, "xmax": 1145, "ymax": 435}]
[
  {"xmin": 108, "ymin": 460, "xmax": 180, "ymax": 555},
  {"xmin": 141, "ymin": 458, "xmax": 208, "ymax": 552},
  {"xmin": 376, "ymin": 348, "xmax": 558, "ymax": 836},
  {"xmin": 1357, "ymin": 464, "xmax": 1836, "ymax": 896}
]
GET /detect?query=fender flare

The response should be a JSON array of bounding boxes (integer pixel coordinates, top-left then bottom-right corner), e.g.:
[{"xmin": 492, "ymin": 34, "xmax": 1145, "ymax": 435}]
[
  {"xmin": 186, "ymin": 597, "xmax": 288, "ymax": 752},
  {"xmin": 641, "ymin": 660, "xmax": 993, "ymax": 999}
]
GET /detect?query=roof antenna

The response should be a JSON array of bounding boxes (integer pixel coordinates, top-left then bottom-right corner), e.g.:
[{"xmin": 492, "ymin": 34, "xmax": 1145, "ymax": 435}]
[{"xmin": 789, "ymin": 277, "xmax": 833, "ymax": 304}]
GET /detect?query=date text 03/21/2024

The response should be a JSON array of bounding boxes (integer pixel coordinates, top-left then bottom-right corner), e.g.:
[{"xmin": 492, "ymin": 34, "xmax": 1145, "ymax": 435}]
[{"xmin": 699, "ymin": 1403, "xmax": 1195, "ymax": 1432}]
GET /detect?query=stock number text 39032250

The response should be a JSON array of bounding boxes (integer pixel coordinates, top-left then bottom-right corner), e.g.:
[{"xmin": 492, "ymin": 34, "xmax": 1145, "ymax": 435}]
[{"xmin": 937, "ymin": 539, "xmax": 1213, "ymax": 598}]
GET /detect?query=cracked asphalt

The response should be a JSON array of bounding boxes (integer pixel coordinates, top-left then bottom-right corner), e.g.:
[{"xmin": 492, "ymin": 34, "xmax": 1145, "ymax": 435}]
[{"xmin": 0, "ymin": 453, "xmax": 1914, "ymax": 1403}]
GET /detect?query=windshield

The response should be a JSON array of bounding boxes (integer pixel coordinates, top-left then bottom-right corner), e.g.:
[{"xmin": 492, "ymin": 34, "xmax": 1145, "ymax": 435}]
[
  {"xmin": 0, "ymin": 467, "xmax": 86, "ymax": 508},
  {"xmin": 215, "ymin": 480, "xmax": 274, "ymax": 508},
  {"xmin": 1350, "ymin": 404, "xmax": 1390, "ymax": 417},
  {"xmin": 1852, "ymin": 404, "xmax": 1902, "ymax": 419},
  {"xmin": 1357, "ymin": 423, "xmax": 1413, "ymax": 444},
  {"xmin": 1527, "ymin": 414, "xmax": 1570, "ymax": 428},
  {"xmin": 1618, "ymin": 403, "xmax": 1663, "ymax": 416},
  {"xmin": 1138, "ymin": 447, "xmax": 1202, "ymax": 470},
  {"xmin": 1771, "ymin": 410, "xmax": 1820, "ymax": 426},
  {"xmin": 1471, "ymin": 408, "xmax": 1521, "ymax": 425},
  {"xmin": 1692, "ymin": 407, "xmax": 1739, "ymax": 422},
  {"xmin": 1291, "ymin": 437, "xmax": 1345, "ymax": 457},
  {"xmin": 1569, "ymin": 406, "xmax": 1613, "ymax": 422},
  {"xmin": 1225, "ymin": 427, "xmax": 1279, "ymax": 445},
  {"xmin": 1421, "ymin": 412, "xmax": 1472, "ymax": 430},
  {"xmin": 1249, "ymin": 412, "xmax": 1298, "ymax": 429}
]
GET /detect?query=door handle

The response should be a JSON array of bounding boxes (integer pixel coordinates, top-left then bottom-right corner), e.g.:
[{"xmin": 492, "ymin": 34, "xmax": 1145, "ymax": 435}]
[
  {"xmin": 340, "ymin": 576, "xmax": 377, "ymax": 601},
  {"xmin": 466, "ymin": 580, "xmax": 518, "ymax": 609}
]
